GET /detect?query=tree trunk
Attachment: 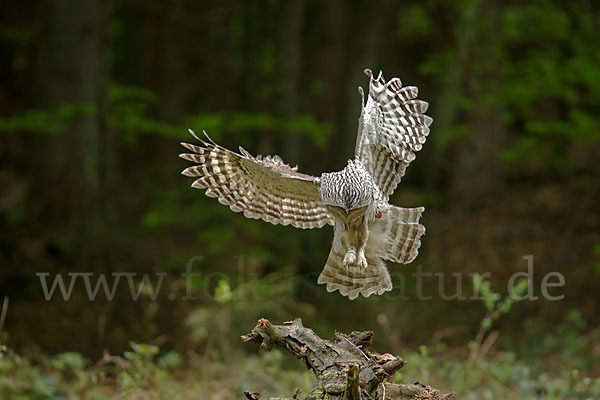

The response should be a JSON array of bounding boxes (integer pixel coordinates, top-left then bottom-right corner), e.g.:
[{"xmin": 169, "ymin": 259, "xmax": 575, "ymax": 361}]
[
  {"xmin": 35, "ymin": 0, "xmax": 106, "ymax": 227},
  {"xmin": 450, "ymin": 0, "xmax": 505, "ymax": 201},
  {"xmin": 275, "ymin": 0, "xmax": 305, "ymax": 163}
]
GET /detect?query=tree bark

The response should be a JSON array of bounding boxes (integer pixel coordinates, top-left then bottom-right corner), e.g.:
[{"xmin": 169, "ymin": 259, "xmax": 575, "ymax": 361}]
[
  {"xmin": 450, "ymin": 0, "xmax": 506, "ymax": 201},
  {"xmin": 35, "ymin": 0, "xmax": 106, "ymax": 226},
  {"xmin": 242, "ymin": 318, "xmax": 456, "ymax": 400}
]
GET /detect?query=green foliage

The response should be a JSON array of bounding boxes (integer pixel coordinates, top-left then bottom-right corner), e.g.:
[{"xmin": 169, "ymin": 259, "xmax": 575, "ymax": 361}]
[
  {"xmin": 0, "ymin": 104, "xmax": 95, "ymax": 134},
  {"xmin": 499, "ymin": 3, "xmax": 600, "ymax": 174},
  {"xmin": 0, "ymin": 83, "xmax": 332, "ymax": 149},
  {"xmin": 0, "ymin": 341, "xmax": 315, "ymax": 399},
  {"xmin": 185, "ymin": 112, "xmax": 332, "ymax": 149},
  {"xmin": 592, "ymin": 243, "xmax": 600, "ymax": 276},
  {"xmin": 0, "ymin": 348, "xmax": 94, "ymax": 399},
  {"xmin": 235, "ymin": 350, "xmax": 314, "ymax": 398},
  {"xmin": 401, "ymin": 343, "xmax": 600, "ymax": 399},
  {"xmin": 472, "ymin": 273, "xmax": 529, "ymax": 330},
  {"xmin": 120, "ymin": 341, "xmax": 173, "ymax": 398},
  {"xmin": 107, "ymin": 84, "xmax": 181, "ymax": 144},
  {"xmin": 395, "ymin": 284, "xmax": 600, "ymax": 399},
  {"xmin": 214, "ymin": 279, "xmax": 233, "ymax": 304},
  {"xmin": 412, "ymin": 1, "xmax": 600, "ymax": 178},
  {"xmin": 467, "ymin": 274, "xmax": 530, "ymax": 373}
]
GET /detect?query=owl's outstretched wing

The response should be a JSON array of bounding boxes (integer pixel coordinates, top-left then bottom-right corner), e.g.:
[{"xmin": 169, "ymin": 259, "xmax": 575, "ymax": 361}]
[
  {"xmin": 355, "ymin": 69, "xmax": 432, "ymax": 201},
  {"xmin": 180, "ymin": 130, "xmax": 333, "ymax": 229}
]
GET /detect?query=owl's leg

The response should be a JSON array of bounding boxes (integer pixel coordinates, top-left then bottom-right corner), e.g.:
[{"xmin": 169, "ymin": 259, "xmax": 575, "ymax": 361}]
[
  {"xmin": 356, "ymin": 249, "xmax": 367, "ymax": 268},
  {"xmin": 341, "ymin": 216, "xmax": 369, "ymax": 268},
  {"xmin": 355, "ymin": 221, "xmax": 369, "ymax": 268},
  {"xmin": 341, "ymin": 227, "xmax": 357, "ymax": 267}
]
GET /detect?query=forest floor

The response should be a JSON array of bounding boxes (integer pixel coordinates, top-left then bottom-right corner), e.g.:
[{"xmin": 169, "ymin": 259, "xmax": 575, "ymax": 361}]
[{"xmin": 1, "ymin": 313, "xmax": 599, "ymax": 399}]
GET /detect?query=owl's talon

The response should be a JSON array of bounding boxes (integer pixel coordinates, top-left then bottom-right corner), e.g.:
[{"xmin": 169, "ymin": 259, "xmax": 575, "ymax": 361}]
[
  {"xmin": 343, "ymin": 250, "xmax": 356, "ymax": 266},
  {"xmin": 357, "ymin": 252, "xmax": 368, "ymax": 268}
]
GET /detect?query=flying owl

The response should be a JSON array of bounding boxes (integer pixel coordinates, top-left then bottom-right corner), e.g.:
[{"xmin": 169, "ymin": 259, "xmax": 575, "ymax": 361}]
[{"xmin": 180, "ymin": 69, "xmax": 431, "ymax": 299}]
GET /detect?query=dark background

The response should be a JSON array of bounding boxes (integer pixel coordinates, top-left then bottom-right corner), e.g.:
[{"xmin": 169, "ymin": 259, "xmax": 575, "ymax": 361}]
[{"xmin": 0, "ymin": 0, "xmax": 599, "ymax": 398}]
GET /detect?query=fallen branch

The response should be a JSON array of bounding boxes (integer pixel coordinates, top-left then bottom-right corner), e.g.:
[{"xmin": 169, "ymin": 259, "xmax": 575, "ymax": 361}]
[{"xmin": 242, "ymin": 318, "xmax": 456, "ymax": 400}]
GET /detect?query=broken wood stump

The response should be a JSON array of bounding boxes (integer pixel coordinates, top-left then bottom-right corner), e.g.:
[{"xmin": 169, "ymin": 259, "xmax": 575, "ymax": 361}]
[{"xmin": 241, "ymin": 318, "xmax": 456, "ymax": 400}]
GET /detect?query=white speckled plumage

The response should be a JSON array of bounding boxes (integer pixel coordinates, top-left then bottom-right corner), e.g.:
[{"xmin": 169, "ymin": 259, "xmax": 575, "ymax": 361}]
[{"xmin": 180, "ymin": 69, "xmax": 431, "ymax": 299}]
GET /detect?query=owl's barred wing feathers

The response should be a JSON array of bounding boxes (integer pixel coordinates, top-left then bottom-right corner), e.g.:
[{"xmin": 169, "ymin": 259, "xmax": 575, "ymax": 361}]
[
  {"xmin": 180, "ymin": 130, "xmax": 333, "ymax": 229},
  {"xmin": 356, "ymin": 69, "xmax": 432, "ymax": 201},
  {"xmin": 367, "ymin": 205, "xmax": 425, "ymax": 264}
]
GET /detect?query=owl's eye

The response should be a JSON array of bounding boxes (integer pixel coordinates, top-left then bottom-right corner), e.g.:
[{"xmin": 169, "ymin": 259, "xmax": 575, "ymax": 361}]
[{"xmin": 375, "ymin": 211, "xmax": 382, "ymax": 219}]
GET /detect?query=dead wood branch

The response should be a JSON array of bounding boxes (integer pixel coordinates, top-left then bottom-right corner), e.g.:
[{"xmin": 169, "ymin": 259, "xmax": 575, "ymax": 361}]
[{"xmin": 242, "ymin": 318, "xmax": 456, "ymax": 400}]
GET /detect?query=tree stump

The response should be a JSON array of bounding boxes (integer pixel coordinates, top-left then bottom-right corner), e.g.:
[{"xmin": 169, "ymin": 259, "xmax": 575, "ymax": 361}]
[{"xmin": 241, "ymin": 318, "xmax": 456, "ymax": 400}]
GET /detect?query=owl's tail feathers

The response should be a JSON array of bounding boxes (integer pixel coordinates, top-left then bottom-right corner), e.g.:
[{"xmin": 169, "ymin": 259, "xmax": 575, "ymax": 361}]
[
  {"xmin": 368, "ymin": 205, "xmax": 426, "ymax": 264},
  {"xmin": 317, "ymin": 236, "xmax": 392, "ymax": 300},
  {"xmin": 317, "ymin": 205, "xmax": 424, "ymax": 299}
]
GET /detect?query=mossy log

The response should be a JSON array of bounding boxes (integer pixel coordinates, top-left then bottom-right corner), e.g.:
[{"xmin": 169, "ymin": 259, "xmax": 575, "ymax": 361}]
[{"xmin": 242, "ymin": 318, "xmax": 456, "ymax": 400}]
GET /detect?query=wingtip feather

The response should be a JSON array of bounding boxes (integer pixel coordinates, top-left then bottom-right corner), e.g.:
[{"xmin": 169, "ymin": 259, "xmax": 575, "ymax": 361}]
[
  {"xmin": 182, "ymin": 166, "xmax": 199, "ymax": 177},
  {"xmin": 202, "ymin": 130, "xmax": 217, "ymax": 145},
  {"xmin": 188, "ymin": 128, "xmax": 202, "ymax": 142},
  {"xmin": 179, "ymin": 153, "xmax": 201, "ymax": 162},
  {"xmin": 191, "ymin": 179, "xmax": 207, "ymax": 189},
  {"xmin": 423, "ymin": 115, "xmax": 433, "ymax": 127}
]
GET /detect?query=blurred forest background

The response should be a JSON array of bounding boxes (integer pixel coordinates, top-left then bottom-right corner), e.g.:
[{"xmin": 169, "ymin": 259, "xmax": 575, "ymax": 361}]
[{"xmin": 1, "ymin": 0, "xmax": 600, "ymax": 399}]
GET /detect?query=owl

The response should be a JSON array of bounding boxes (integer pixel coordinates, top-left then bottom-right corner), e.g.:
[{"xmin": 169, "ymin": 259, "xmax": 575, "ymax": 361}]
[{"xmin": 180, "ymin": 69, "xmax": 431, "ymax": 299}]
